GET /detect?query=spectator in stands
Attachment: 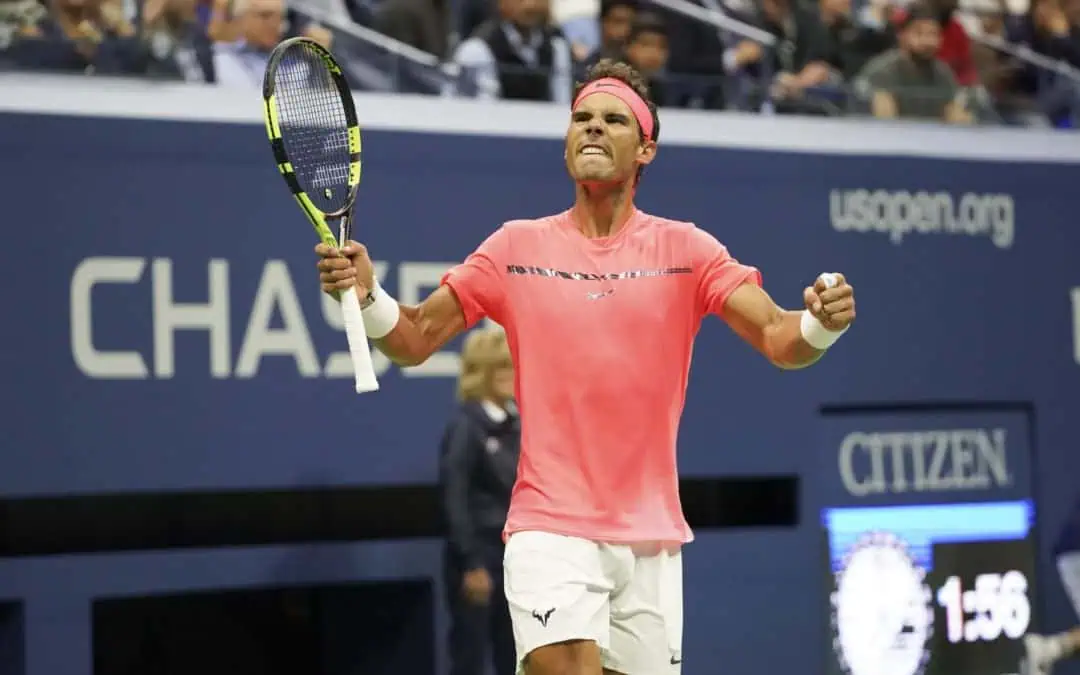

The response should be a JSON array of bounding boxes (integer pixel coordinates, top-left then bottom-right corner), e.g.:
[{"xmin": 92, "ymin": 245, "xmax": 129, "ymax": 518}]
[
  {"xmin": 439, "ymin": 326, "xmax": 518, "ymax": 675},
  {"xmin": 457, "ymin": 0, "xmax": 491, "ymax": 43},
  {"xmin": 212, "ymin": 0, "xmax": 331, "ymax": 87},
  {"xmin": 206, "ymin": 0, "xmax": 239, "ymax": 41},
  {"xmin": 653, "ymin": 2, "xmax": 728, "ymax": 110},
  {"xmin": 140, "ymin": 0, "xmax": 215, "ymax": 81},
  {"xmin": 552, "ymin": 0, "xmax": 600, "ymax": 60},
  {"xmin": 818, "ymin": 0, "xmax": 894, "ymax": 81},
  {"xmin": 581, "ymin": 0, "xmax": 635, "ymax": 66},
  {"xmin": 970, "ymin": 0, "xmax": 1038, "ymax": 124},
  {"xmin": 621, "ymin": 12, "xmax": 670, "ymax": 104},
  {"xmin": 856, "ymin": 1, "xmax": 973, "ymax": 122},
  {"xmin": 1066, "ymin": 0, "xmax": 1080, "ymax": 124},
  {"xmin": 574, "ymin": 0, "xmax": 728, "ymax": 113},
  {"xmin": 583, "ymin": 0, "xmax": 727, "ymax": 110},
  {"xmin": 928, "ymin": 0, "xmax": 978, "ymax": 87},
  {"xmin": 0, "ymin": 0, "xmax": 46, "ymax": 53},
  {"xmin": 726, "ymin": 0, "xmax": 836, "ymax": 114},
  {"xmin": 716, "ymin": 33, "xmax": 763, "ymax": 110},
  {"xmin": 6, "ymin": 0, "xmax": 150, "ymax": 74},
  {"xmin": 212, "ymin": 0, "xmax": 283, "ymax": 86},
  {"xmin": 1010, "ymin": 0, "xmax": 1080, "ymax": 126},
  {"xmin": 372, "ymin": 0, "xmax": 450, "ymax": 59},
  {"xmin": 448, "ymin": 0, "xmax": 573, "ymax": 102},
  {"xmin": 1025, "ymin": 0, "xmax": 1080, "ymax": 62},
  {"xmin": 1067, "ymin": 0, "xmax": 1080, "ymax": 27}
]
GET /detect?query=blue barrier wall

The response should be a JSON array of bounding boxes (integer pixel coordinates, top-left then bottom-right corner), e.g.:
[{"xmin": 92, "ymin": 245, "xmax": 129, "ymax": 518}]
[{"xmin": 1, "ymin": 76, "xmax": 1080, "ymax": 675}]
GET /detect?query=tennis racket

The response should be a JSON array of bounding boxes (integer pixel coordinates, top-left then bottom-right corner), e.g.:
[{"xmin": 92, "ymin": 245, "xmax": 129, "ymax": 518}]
[{"xmin": 261, "ymin": 36, "xmax": 378, "ymax": 393}]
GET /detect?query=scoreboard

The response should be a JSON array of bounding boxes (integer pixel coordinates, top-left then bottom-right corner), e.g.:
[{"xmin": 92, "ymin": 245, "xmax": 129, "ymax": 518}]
[
  {"xmin": 823, "ymin": 501, "xmax": 1037, "ymax": 675},
  {"xmin": 814, "ymin": 408, "xmax": 1038, "ymax": 675}
]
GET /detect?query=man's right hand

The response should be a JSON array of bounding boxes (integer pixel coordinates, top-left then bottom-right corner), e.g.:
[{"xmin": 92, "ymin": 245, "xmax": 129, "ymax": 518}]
[
  {"xmin": 316, "ymin": 241, "xmax": 376, "ymax": 297},
  {"xmin": 462, "ymin": 567, "xmax": 493, "ymax": 604},
  {"xmin": 314, "ymin": 240, "xmax": 467, "ymax": 365}
]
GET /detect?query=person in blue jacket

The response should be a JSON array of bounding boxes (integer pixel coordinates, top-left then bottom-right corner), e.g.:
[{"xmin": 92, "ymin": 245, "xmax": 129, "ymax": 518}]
[
  {"xmin": 1025, "ymin": 497, "xmax": 1080, "ymax": 675},
  {"xmin": 439, "ymin": 325, "xmax": 519, "ymax": 675}
]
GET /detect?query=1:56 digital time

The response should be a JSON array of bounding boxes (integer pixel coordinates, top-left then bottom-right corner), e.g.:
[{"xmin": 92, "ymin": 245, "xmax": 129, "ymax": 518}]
[{"xmin": 935, "ymin": 570, "xmax": 1032, "ymax": 644}]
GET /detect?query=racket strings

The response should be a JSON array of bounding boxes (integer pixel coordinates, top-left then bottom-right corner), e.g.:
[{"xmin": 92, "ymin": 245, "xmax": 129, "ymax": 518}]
[{"xmin": 273, "ymin": 43, "xmax": 352, "ymax": 212}]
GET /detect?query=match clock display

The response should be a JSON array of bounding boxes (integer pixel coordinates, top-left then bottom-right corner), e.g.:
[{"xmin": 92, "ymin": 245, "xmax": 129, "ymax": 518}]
[{"xmin": 823, "ymin": 500, "xmax": 1037, "ymax": 675}]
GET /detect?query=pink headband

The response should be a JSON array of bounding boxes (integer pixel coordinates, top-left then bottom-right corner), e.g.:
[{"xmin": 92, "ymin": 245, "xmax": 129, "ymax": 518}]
[{"xmin": 572, "ymin": 77, "xmax": 655, "ymax": 141}]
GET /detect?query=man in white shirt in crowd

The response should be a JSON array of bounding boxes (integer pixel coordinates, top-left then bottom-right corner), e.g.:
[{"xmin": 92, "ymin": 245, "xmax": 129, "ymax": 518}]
[
  {"xmin": 213, "ymin": 0, "xmax": 331, "ymax": 87},
  {"xmin": 213, "ymin": 0, "xmax": 285, "ymax": 86}
]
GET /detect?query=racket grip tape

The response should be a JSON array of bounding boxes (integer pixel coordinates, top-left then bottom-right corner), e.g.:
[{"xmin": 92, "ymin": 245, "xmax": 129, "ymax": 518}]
[{"xmin": 339, "ymin": 286, "xmax": 380, "ymax": 393}]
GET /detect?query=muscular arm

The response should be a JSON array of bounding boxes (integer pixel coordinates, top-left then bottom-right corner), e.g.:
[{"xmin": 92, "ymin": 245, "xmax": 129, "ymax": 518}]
[
  {"xmin": 721, "ymin": 283, "xmax": 825, "ymax": 370},
  {"xmin": 374, "ymin": 286, "xmax": 468, "ymax": 367}
]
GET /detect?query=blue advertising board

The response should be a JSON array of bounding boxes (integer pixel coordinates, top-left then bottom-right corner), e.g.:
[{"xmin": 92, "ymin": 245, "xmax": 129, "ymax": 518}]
[{"xmin": 1, "ymin": 74, "xmax": 1079, "ymax": 675}]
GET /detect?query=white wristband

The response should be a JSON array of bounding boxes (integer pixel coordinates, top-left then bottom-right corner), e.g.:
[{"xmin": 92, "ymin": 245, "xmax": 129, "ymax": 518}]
[
  {"xmin": 800, "ymin": 309, "xmax": 847, "ymax": 350},
  {"xmin": 360, "ymin": 281, "xmax": 400, "ymax": 339}
]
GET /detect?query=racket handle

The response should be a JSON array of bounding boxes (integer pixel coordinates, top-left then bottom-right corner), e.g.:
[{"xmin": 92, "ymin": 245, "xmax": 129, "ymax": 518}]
[{"xmin": 340, "ymin": 286, "xmax": 379, "ymax": 393}]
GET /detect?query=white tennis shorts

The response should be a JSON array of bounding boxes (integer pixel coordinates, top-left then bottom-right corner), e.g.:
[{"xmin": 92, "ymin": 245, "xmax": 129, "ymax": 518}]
[
  {"xmin": 1059, "ymin": 551, "xmax": 1080, "ymax": 617},
  {"xmin": 503, "ymin": 530, "xmax": 683, "ymax": 675}
]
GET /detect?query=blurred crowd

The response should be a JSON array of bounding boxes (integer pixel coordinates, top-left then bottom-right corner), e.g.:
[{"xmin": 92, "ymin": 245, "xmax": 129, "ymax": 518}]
[
  {"xmin": 1, "ymin": 0, "xmax": 1078, "ymax": 125},
  {"xmin": 439, "ymin": 0, "xmax": 1080, "ymax": 125},
  {"xmin": 0, "ymin": 0, "xmax": 331, "ymax": 85}
]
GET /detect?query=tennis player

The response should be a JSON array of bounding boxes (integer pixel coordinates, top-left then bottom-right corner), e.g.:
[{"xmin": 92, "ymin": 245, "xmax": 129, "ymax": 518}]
[
  {"xmin": 316, "ymin": 59, "xmax": 857, "ymax": 675},
  {"xmin": 1023, "ymin": 497, "xmax": 1080, "ymax": 675}
]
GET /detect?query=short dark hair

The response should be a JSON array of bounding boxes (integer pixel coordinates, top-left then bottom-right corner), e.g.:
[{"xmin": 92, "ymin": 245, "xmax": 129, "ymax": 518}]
[
  {"xmin": 600, "ymin": 0, "xmax": 638, "ymax": 19},
  {"xmin": 898, "ymin": 1, "xmax": 940, "ymax": 28},
  {"xmin": 573, "ymin": 58, "xmax": 661, "ymax": 143},
  {"xmin": 628, "ymin": 11, "xmax": 667, "ymax": 44}
]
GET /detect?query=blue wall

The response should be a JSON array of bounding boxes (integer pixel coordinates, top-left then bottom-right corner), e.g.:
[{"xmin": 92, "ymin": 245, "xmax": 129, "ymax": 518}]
[{"xmin": 0, "ymin": 107, "xmax": 1078, "ymax": 675}]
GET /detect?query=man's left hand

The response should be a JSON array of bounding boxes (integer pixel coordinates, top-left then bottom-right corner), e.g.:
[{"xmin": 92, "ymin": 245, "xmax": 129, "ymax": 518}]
[{"xmin": 803, "ymin": 273, "xmax": 855, "ymax": 332}]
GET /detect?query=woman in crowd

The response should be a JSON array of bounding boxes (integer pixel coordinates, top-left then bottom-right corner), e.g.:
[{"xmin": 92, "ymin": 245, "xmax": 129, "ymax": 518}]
[{"xmin": 439, "ymin": 326, "xmax": 519, "ymax": 675}]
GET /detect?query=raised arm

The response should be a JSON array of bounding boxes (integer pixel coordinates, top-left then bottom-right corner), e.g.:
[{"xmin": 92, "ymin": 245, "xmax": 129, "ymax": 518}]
[
  {"xmin": 316, "ymin": 241, "xmax": 467, "ymax": 367},
  {"xmin": 721, "ymin": 274, "xmax": 855, "ymax": 369},
  {"xmin": 691, "ymin": 228, "xmax": 854, "ymax": 369},
  {"xmin": 372, "ymin": 286, "xmax": 468, "ymax": 367},
  {"xmin": 317, "ymin": 227, "xmax": 508, "ymax": 367}
]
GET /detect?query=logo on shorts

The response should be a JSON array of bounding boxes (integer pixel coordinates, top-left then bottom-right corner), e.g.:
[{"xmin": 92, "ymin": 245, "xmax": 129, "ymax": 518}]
[
  {"xmin": 830, "ymin": 531, "xmax": 933, "ymax": 675},
  {"xmin": 531, "ymin": 608, "xmax": 555, "ymax": 627}
]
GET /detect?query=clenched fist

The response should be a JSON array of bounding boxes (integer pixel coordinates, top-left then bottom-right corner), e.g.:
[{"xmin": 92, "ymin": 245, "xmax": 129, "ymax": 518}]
[
  {"xmin": 803, "ymin": 273, "xmax": 856, "ymax": 332},
  {"xmin": 316, "ymin": 240, "xmax": 375, "ymax": 297}
]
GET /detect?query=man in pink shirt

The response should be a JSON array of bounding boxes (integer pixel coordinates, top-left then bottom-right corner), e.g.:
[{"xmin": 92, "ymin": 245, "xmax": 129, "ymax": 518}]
[{"xmin": 316, "ymin": 59, "xmax": 857, "ymax": 675}]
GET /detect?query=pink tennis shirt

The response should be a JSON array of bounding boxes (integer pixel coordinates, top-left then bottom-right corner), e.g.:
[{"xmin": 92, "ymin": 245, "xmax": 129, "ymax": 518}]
[{"xmin": 441, "ymin": 208, "xmax": 762, "ymax": 544}]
